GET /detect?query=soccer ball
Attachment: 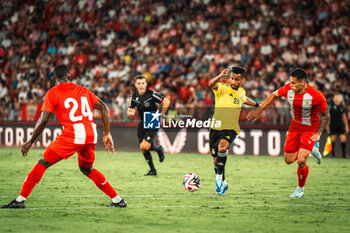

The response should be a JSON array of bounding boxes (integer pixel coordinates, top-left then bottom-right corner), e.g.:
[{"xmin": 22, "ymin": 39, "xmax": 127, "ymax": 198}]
[{"xmin": 182, "ymin": 173, "xmax": 201, "ymax": 192}]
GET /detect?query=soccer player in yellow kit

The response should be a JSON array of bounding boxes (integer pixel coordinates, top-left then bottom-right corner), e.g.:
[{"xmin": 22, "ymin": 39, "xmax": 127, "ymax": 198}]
[{"xmin": 209, "ymin": 66, "xmax": 259, "ymax": 195}]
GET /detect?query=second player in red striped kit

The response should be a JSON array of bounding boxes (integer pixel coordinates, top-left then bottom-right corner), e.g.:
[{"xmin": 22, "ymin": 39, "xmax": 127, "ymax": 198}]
[{"xmin": 247, "ymin": 68, "xmax": 330, "ymax": 198}]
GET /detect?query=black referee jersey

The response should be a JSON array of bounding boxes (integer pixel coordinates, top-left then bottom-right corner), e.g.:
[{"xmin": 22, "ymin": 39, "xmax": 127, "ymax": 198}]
[
  {"xmin": 329, "ymin": 101, "xmax": 346, "ymax": 129},
  {"xmin": 129, "ymin": 89, "xmax": 165, "ymax": 121}
]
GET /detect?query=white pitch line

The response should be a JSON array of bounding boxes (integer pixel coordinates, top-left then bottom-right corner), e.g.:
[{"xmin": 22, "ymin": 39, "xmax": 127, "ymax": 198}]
[
  {"xmin": 1, "ymin": 203, "xmax": 350, "ymax": 211},
  {"xmin": 1, "ymin": 194, "xmax": 350, "ymax": 199}
]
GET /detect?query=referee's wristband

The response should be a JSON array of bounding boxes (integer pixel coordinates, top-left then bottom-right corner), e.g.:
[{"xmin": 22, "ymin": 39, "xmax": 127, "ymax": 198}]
[{"xmin": 255, "ymin": 102, "xmax": 260, "ymax": 108}]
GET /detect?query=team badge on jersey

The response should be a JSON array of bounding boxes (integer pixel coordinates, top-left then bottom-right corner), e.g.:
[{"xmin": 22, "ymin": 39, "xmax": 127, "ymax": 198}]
[
  {"xmin": 304, "ymin": 99, "xmax": 311, "ymax": 106},
  {"xmin": 287, "ymin": 90, "xmax": 295, "ymax": 100},
  {"xmin": 143, "ymin": 111, "xmax": 161, "ymax": 129}
]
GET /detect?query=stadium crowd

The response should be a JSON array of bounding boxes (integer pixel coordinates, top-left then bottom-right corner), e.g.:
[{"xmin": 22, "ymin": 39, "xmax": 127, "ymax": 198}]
[{"xmin": 0, "ymin": 0, "xmax": 349, "ymax": 124}]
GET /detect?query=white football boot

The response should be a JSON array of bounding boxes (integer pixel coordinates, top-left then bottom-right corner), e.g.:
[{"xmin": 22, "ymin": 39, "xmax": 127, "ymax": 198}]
[
  {"xmin": 289, "ymin": 186, "xmax": 305, "ymax": 198},
  {"xmin": 311, "ymin": 141, "xmax": 322, "ymax": 165}
]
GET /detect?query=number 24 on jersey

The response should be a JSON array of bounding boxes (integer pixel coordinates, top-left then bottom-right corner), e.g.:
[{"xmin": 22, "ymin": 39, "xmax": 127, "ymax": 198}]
[{"xmin": 64, "ymin": 97, "xmax": 93, "ymax": 122}]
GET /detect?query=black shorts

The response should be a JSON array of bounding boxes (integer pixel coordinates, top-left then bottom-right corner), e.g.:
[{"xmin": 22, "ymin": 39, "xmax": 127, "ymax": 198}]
[
  {"xmin": 330, "ymin": 125, "xmax": 346, "ymax": 135},
  {"xmin": 137, "ymin": 124, "xmax": 158, "ymax": 144},
  {"xmin": 209, "ymin": 129, "xmax": 237, "ymax": 157}
]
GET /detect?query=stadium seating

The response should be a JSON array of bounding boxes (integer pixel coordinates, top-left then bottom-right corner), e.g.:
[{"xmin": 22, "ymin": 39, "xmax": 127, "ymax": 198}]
[{"xmin": 0, "ymin": 0, "xmax": 349, "ymax": 124}]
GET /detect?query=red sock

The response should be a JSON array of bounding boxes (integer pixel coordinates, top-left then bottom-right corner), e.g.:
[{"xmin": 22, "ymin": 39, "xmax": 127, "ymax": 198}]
[
  {"xmin": 87, "ymin": 169, "xmax": 118, "ymax": 199},
  {"xmin": 20, "ymin": 163, "xmax": 47, "ymax": 198},
  {"xmin": 297, "ymin": 166, "xmax": 309, "ymax": 188}
]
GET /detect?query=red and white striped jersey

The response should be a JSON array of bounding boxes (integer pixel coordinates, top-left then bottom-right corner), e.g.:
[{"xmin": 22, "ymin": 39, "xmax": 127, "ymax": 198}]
[
  {"xmin": 277, "ymin": 83, "xmax": 328, "ymax": 128},
  {"xmin": 41, "ymin": 82, "xmax": 100, "ymax": 144}
]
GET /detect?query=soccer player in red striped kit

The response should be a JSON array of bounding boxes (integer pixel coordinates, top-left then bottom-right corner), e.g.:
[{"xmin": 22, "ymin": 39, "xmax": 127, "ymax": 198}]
[
  {"xmin": 247, "ymin": 68, "xmax": 330, "ymax": 198},
  {"xmin": 1, "ymin": 65, "xmax": 126, "ymax": 208}
]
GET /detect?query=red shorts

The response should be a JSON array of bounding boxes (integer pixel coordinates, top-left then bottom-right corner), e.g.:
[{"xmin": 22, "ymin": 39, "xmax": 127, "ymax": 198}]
[
  {"xmin": 43, "ymin": 136, "xmax": 96, "ymax": 167},
  {"xmin": 284, "ymin": 130, "xmax": 316, "ymax": 153}
]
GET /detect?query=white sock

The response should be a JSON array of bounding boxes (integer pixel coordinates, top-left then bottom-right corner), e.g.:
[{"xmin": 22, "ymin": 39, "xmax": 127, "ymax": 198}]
[
  {"xmin": 16, "ymin": 195, "xmax": 26, "ymax": 202},
  {"xmin": 223, "ymin": 180, "xmax": 228, "ymax": 187},
  {"xmin": 111, "ymin": 195, "xmax": 122, "ymax": 203},
  {"xmin": 216, "ymin": 174, "xmax": 223, "ymax": 180}
]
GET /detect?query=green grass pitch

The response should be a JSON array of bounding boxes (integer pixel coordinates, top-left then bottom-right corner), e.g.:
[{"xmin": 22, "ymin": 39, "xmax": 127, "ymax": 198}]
[{"xmin": 0, "ymin": 148, "xmax": 349, "ymax": 233}]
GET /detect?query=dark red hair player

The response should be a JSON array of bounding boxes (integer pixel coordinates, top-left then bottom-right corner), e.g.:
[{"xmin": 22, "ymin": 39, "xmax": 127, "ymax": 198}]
[{"xmin": 248, "ymin": 68, "xmax": 330, "ymax": 198}]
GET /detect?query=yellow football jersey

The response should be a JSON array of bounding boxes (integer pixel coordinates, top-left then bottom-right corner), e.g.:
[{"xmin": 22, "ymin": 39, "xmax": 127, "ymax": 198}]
[{"xmin": 211, "ymin": 82, "xmax": 247, "ymax": 133}]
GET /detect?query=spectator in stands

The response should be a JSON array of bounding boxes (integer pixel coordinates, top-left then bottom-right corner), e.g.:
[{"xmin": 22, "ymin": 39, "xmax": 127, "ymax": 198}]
[{"xmin": 0, "ymin": 0, "xmax": 348, "ymax": 126}]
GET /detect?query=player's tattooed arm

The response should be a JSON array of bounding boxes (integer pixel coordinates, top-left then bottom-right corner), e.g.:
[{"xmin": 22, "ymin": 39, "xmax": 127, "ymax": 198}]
[
  {"xmin": 209, "ymin": 68, "xmax": 230, "ymax": 90},
  {"xmin": 317, "ymin": 109, "xmax": 331, "ymax": 136}
]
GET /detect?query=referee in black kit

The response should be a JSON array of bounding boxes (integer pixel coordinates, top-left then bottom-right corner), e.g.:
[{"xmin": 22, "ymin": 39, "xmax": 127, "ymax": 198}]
[
  {"xmin": 328, "ymin": 93, "xmax": 349, "ymax": 158},
  {"xmin": 127, "ymin": 75, "xmax": 171, "ymax": 175}
]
